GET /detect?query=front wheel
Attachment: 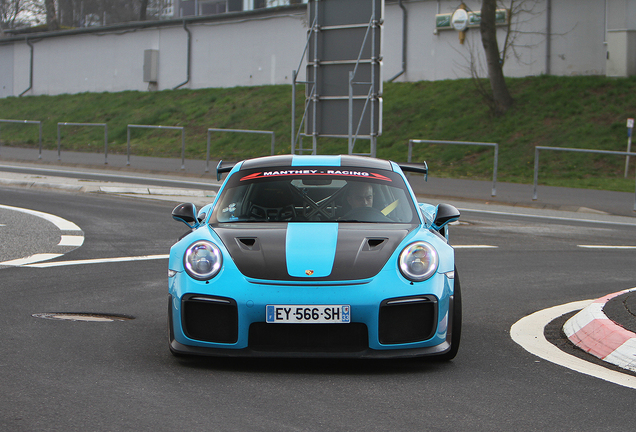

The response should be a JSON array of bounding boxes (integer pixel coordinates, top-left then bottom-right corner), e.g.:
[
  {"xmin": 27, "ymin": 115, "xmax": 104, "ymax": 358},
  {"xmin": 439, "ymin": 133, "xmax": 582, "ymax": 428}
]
[{"xmin": 435, "ymin": 266, "xmax": 462, "ymax": 361}]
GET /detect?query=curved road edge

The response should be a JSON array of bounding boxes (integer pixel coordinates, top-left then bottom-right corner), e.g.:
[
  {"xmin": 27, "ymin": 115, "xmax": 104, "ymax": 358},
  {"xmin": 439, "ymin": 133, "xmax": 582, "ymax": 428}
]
[
  {"xmin": 0, "ymin": 204, "xmax": 84, "ymax": 266},
  {"xmin": 511, "ymin": 300, "xmax": 636, "ymax": 390}
]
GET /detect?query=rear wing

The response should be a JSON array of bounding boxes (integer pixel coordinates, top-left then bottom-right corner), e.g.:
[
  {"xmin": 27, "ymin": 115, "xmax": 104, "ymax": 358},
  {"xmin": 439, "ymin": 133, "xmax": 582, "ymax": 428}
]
[
  {"xmin": 216, "ymin": 160, "xmax": 237, "ymax": 181},
  {"xmin": 398, "ymin": 162, "xmax": 428, "ymax": 181}
]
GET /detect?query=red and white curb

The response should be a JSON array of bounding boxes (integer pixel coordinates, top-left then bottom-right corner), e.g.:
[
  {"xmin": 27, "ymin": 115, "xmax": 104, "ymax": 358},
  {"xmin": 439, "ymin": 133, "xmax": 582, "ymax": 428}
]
[{"xmin": 563, "ymin": 288, "xmax": 636, "ymax": 373}]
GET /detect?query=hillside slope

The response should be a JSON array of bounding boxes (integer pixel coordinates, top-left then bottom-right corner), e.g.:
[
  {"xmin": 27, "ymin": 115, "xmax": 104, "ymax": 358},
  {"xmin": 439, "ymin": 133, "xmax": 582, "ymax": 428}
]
[{"xmin": 1, "ymin": 75, "xmax": 635, "ymax": 190}]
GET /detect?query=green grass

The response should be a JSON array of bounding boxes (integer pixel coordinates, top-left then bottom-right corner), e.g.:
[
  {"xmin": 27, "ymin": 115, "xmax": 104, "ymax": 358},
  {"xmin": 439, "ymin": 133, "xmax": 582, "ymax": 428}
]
[{"xmin": 1, "ymin": 75, "xmax": 636, "ymax": 191}]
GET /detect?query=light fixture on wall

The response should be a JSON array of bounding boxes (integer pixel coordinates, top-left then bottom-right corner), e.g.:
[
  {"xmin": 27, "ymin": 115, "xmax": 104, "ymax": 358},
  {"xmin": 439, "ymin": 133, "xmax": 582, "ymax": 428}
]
[
  {"xmin": 435, "ymin": 3, "xmax": 509, "ymax": 44},
  {"xmin": 451, "ymin": 3, "xmax": 469, "ymax": 44}
]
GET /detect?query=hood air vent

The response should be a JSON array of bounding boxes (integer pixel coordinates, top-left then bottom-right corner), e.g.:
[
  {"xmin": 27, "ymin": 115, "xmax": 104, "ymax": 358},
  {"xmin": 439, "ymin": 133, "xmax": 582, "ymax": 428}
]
[
  {"xmin": 366, "ymin": 238, "xmax": 387, "ymax": 250},
  {"xmin": 236, "ymin": 237, "xmax": 259, "ymax": 251}
]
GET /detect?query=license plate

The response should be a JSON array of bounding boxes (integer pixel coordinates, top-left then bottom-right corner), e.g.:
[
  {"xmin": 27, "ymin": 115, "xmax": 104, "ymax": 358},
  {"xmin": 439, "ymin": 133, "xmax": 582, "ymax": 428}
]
[{"xmin": 266, "ymin": 305, "xmax": 350, "ymax": 323}]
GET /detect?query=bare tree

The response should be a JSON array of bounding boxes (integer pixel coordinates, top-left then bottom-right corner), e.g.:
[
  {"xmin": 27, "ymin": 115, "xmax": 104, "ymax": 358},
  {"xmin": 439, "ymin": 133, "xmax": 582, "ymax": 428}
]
[
  {"xmin": 1, "ymin": 0, "xmax": 44, "ymax": 32},
  {"xmin": 480, "ymin": 0, "xmax": 513, "ymax": 115},
  {"xmin": 0, "ymin": 0, "xmax": 20, "ymax": 31},
  {"xmin": 44, "ymin": 0, "xmax": 59, "ymax": 30},
  {"xmin": 139, "ymin": 0, "xmax": 149, "ymax": 20},
  {"xmin": 7, "ymin": 0, "xmax": 226, "ymax": 31},
  {"xmin": 455, "ymin": 0, "xmax": 546, "ymax": 115}
]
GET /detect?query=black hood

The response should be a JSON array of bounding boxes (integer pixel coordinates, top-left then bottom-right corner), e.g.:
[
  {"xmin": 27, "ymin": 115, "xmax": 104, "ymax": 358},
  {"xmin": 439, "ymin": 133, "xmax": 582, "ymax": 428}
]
[{"xmin": 213, "ymin": 223, "xmax": 415, "ymax": 282}]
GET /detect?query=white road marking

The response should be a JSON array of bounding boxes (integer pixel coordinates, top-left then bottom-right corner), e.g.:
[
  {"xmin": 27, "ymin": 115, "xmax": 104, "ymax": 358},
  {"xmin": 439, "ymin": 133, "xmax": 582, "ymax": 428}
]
[
  {"xmin": 510, "ymin": 300, "xmax": 636, "ymax": 390},
  {"xmin": 459, "ymin": 207, "xmax": 636, "ymax": 227},
  {"xmin": 453, "ymin": 245, "xmax": 498, "ymax": 249},
  {"xmin": 0, "ymin": 204, "xmax": 82, "ymax": 231},
  {"xmin": 1, "ymin": 254, "xmax": 64, "ymax": 266},
  {"xmin": 58, "ymin": 235, "xmax": 85, "ymax": 247},
  {"xmin": 24, "ymin": 254, "xmax": 169, "ymax": 268},
  {"xmin": 0, "ymin": 204, "xmax": 85, "ymax": 266},
  {"xmin": 0, "ymin": 164, "xmax": 220, "ymax": 189},
  {"xmin": 578, "ymin": 245, "xmax": 636, "ymax": 249}
]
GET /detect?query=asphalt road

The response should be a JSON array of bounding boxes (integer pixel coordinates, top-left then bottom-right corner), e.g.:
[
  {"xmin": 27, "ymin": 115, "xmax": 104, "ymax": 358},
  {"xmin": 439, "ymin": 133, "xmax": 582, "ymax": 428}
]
[{"xmin": 1, "ymin": 185, "xmax": 635, "ymax": 431}]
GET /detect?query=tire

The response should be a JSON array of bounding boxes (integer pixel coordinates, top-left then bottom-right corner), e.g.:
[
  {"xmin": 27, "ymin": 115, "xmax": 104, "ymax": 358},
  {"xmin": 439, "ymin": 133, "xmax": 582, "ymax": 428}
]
[{"xmin": 435, "ymin": 266, "xmax": 462, "ymax": 361}]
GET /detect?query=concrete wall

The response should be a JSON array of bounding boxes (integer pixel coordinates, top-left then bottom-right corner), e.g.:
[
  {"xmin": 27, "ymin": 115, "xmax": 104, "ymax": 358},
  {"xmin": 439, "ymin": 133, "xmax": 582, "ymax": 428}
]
[
  {"xmin": 0, "ymin": 1, "xmax": 631, "ymax": 99},
  {"xmin": 383, "ymin": 0, "xmax": 609, "ymax": 82},
  {"xmin": 2, "ymin": 9, "xmax": 309, "ymax": 97},
  {"xmin": 606, "ymin": 0, "xmax": 636, "ymax": 77},
  {"xmin": 0, "ymin": 44, "xmax": 14, "ymax": 98}
]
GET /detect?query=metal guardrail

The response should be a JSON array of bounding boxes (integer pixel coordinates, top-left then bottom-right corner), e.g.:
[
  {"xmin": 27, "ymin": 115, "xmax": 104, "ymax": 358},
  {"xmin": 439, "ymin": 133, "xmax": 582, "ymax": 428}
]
[
  {"xmin": 4, "ymin": 122, "xmax": 272, "ymax": 172},
  {"xmin": 127, "ymin": 124, "xmax": 185, "ymax": 169},
  {"xmin": 408, "ymin": 139, "xmax": 499, "ymax": 197},
  {"xmin": 57, "ymin": 122, "xmax": 108, "ymax": 163},
  {"xmin": 205, "ymin": 128, "xmax": 275, "ymax": 172},
  {"xmin": 0, "ymin": 119, "xmax": 43, "ymax": 158},
  {"xmin": 533, "ymin": 146, "xmax": 636, "ymax": 210}
]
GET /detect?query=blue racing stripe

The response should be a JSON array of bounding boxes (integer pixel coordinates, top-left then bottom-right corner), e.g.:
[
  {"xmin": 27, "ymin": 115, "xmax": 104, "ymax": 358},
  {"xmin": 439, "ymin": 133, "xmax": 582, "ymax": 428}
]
[
  {"xmin": 286, "ymin": 223, "xmax": 338, "ymax": 277},
  {"xmin": 291, "ymin": 155, "xmax": 341, "ymax": 167}
]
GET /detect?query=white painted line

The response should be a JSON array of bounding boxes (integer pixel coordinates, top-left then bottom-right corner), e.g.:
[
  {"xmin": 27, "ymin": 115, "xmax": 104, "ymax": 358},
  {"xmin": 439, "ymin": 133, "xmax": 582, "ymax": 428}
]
[
  {"xmin": 148, "ymin": 188, "xmax": 212, "ymax": 197},
  {"xmin": 99, "ymin": 186, "xmax": 150, "ymax": 194},
  {"xmin": 578, "ymin": 245, "xmax": 636, "ymax": 249},
  {"xmin": 1, "ymin": 254, "xmax": 64, "ymax": 266},
  {"xmin": 453, "ymin": 245, "xmax": 498, "ymax": 249},
  {"xmin": 0, "ymin": 164, "xmax": 220, "ymax": 189},
  {"xmin": 0, "ymin": 205, "xmax": 85, "ymax": 265},
  {"xmin": 459, "ymin": 207, "xmax": 636, "ymax": 227},
  {"xmin": 59, "ymin": 235, "xmax": 85, "ymax": 247},
  {"xmin": 0, "ymin": 204, "xmax": 82, "ymax": 232},
  {"xmin": 510, "ymin": 300, "xmax": 636, "ymax": 390},
  {"xmin": 24, "ymin": 254, "xmax": 169, "ymax": 268}
]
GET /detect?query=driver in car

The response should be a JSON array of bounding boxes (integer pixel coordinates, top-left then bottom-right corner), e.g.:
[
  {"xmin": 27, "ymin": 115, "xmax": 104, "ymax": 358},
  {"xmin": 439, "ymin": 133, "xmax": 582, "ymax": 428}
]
[{"xmin": 347, "ymin": 182, "xmax": 374, "ymax": 209}]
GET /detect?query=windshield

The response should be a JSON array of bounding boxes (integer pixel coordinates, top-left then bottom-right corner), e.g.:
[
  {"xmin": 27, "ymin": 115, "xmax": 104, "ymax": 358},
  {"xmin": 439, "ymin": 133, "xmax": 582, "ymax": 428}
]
[{"xmin": 210, "ymin": 166, "xmax": 418, "ymax": 224}]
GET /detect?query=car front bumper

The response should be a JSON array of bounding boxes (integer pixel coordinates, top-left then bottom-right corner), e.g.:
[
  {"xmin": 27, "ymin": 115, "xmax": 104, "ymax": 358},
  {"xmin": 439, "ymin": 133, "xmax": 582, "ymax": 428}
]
[{"xmin": 168, "ymin": 269, "xmax": 456, "ymax": 358}]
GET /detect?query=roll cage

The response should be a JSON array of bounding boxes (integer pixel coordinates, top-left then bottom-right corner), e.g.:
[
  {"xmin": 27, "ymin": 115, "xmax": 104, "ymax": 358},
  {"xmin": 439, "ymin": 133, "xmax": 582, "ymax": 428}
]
[{"xmin": 212, "ymin": 171, "xmax": 417, "ymax": 224}]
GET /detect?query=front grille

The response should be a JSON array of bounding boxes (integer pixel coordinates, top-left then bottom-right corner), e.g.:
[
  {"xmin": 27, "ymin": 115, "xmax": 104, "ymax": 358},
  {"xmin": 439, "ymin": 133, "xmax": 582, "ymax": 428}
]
[
  {"xmin": 379, "ymin": 296, "xmax": 438, "ymax": 344},
  {"xmin": 249, "ymin": 323, "xmax": 368, "ymax": 352},
  {"xmin": 182, "ymin": 295, "xmax": 238, "ymax": 344}
]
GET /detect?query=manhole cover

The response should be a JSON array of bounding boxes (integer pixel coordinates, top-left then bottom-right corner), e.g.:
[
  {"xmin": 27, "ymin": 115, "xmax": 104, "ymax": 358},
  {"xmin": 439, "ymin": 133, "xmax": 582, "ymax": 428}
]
[{"xmin": 32, "ymin": 313, "xmax": 134, "ymax": 322}]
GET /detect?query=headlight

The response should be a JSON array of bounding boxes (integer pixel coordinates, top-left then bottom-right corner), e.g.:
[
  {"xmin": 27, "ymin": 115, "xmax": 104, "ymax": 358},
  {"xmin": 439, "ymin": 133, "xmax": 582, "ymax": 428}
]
[
  {"xmin": 398, "ymin": 242, "xmax": 439, "ymax": 282},
  {"xmin": 184, "ymin": 240, "xmax": 222, "ymax": 280}
]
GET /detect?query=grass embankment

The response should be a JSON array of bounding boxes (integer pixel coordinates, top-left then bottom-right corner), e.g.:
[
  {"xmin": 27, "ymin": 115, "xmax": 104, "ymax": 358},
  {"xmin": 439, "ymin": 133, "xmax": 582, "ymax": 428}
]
[{"xmin": 1, "ymin": 75, "xmax": 635, "ymax": 191}]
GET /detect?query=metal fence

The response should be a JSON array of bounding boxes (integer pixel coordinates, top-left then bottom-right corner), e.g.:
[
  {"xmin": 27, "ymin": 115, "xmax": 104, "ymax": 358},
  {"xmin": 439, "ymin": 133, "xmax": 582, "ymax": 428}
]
[
  {"xmin": 408, "ymin": 139, "xmax": 499, "ymax": 197},
  {"xmin": 2, "ymin": 121, "xmax": 279, "ymax": 171},
  {"xmin": 127, "ymin": 124, "xmax": 185, "ymax": 169},
  {"xmin": 0, "ymin": 119, "xmax": 43, "ymax": 158},
  {"xmin": 533, "ymin": 146, "xmax": 636, "ymax": 210},
  {"xmin": 206, "ymin": 128, "xmax": 275, "ymax": 172},
  {"xmin": 57, "ymin": 122, "xmax": 108, "ymax": 163}
]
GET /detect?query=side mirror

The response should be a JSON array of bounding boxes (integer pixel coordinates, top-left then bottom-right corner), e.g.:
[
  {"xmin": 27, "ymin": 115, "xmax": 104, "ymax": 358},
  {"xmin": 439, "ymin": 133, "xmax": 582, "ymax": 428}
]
[
  {"xmin": 433, "ymin": 203, "xmax": 460, "ymax": 231},
  {"xmin": 172, "ymin": 203, "xmax": 199, "ymax": 229}
]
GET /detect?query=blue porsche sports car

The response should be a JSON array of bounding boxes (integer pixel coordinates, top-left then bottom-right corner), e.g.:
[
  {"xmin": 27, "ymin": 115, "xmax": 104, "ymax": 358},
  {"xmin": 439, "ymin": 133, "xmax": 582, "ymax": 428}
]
[{"xmin": 168, "ymin": 155, "xmax": 461, "ymax": 359}]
